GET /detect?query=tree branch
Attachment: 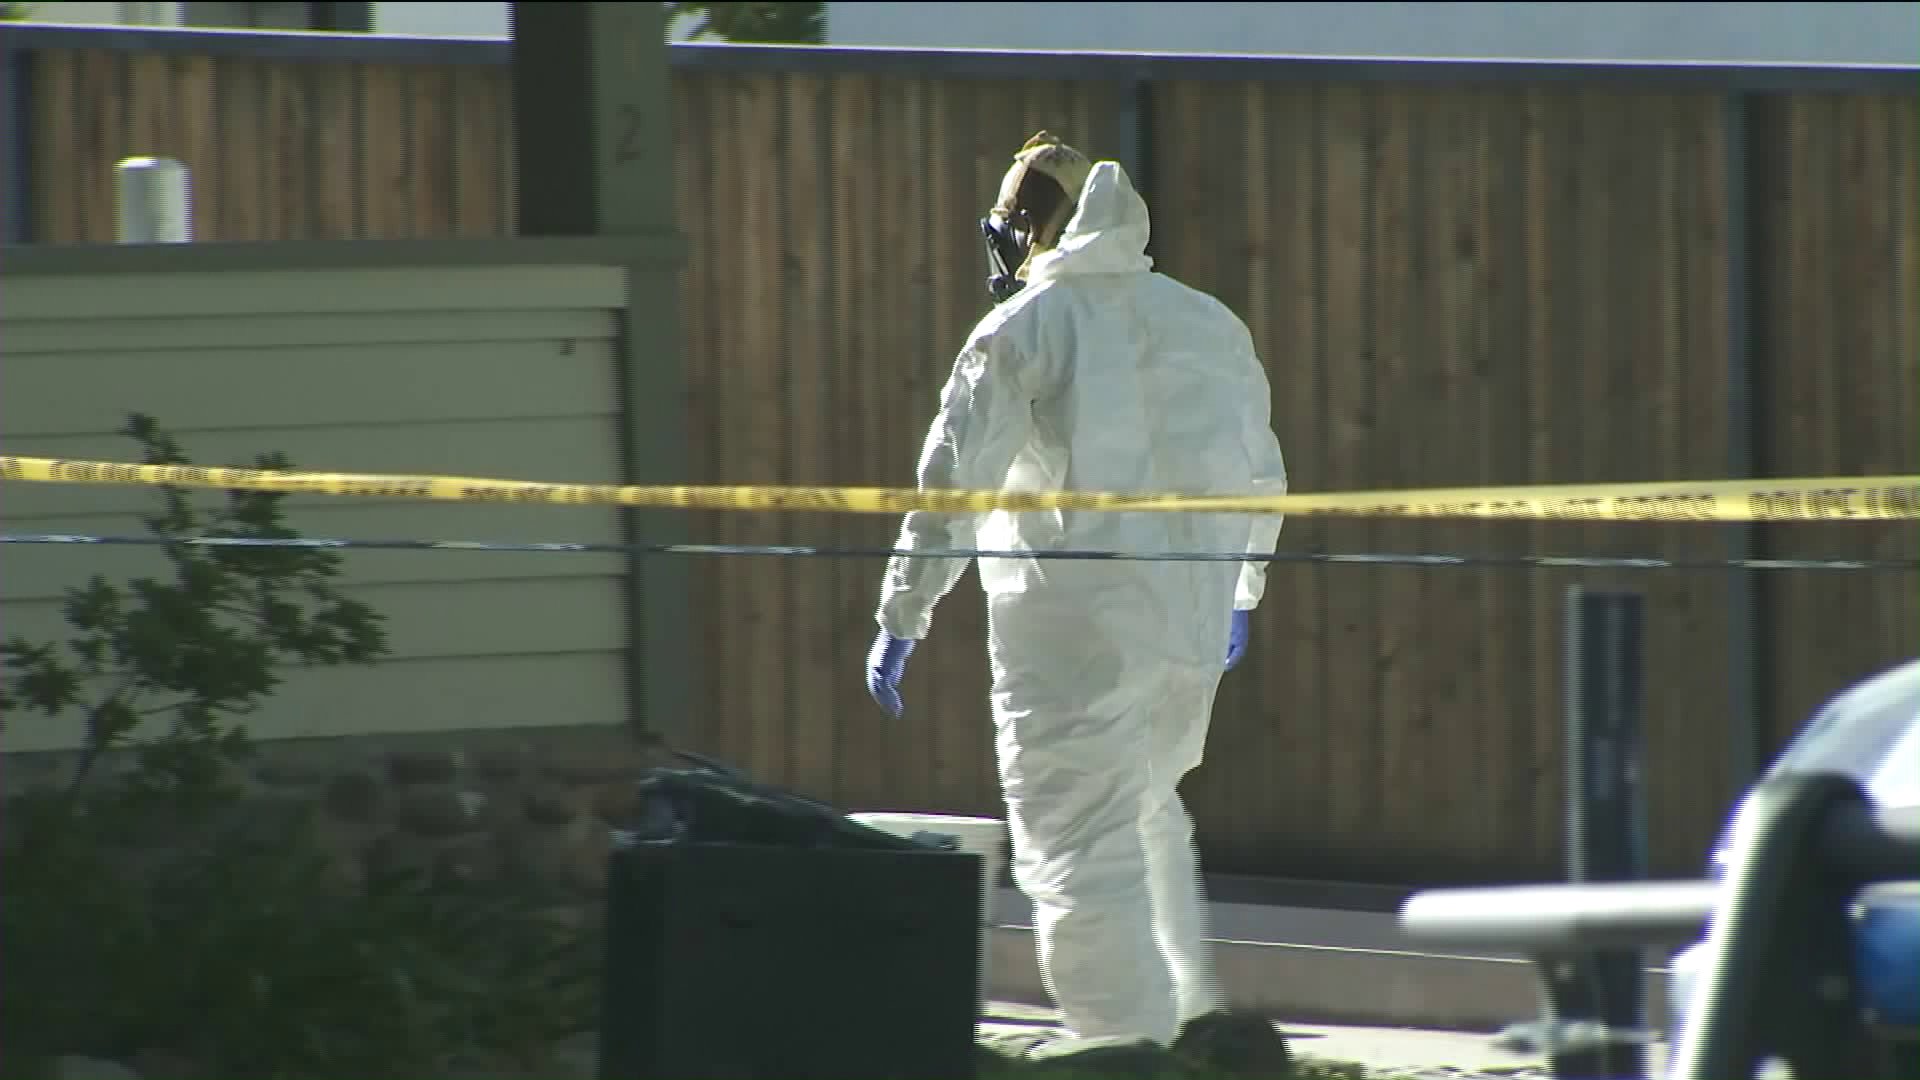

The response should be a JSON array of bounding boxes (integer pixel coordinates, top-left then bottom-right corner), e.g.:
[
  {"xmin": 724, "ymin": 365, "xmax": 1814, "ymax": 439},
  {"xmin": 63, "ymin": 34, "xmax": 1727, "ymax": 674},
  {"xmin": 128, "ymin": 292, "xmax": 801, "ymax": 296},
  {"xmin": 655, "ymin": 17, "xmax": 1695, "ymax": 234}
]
[
  {"xmin": 70, "ymin": 675, "xmax": 144, "ymax": 790},
  {"xmin": 213, "ymin": 602, "xmax": 273, "ymax": 628}
]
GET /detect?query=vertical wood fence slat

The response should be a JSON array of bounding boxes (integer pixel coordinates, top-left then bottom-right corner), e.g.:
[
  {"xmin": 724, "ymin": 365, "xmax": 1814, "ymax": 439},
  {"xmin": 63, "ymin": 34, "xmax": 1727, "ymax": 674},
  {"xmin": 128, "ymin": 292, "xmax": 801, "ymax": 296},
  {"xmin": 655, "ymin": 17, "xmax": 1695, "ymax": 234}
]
[
  {"xmin": 1754, "ymin": 92, "xmax": 1920, "ymax": 759},
  {"xmin": 14, "ymin": 46, "xmax": 1915, "ymax": 882}
]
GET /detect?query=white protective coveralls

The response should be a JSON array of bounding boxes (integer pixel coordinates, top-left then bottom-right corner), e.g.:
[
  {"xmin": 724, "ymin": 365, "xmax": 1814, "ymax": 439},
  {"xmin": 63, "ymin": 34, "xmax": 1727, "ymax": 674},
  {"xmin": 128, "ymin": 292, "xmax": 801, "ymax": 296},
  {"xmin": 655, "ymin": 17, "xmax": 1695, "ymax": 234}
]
[{"xmin": 874, "ymin": 160, "xmax": 1289, "ymax": 1047}]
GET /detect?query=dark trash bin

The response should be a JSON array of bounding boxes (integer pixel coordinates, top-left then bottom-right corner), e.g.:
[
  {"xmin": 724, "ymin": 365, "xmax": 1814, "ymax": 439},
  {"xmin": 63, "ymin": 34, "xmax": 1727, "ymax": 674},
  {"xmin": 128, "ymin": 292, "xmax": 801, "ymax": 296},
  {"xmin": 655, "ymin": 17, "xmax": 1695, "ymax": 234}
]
[{"xmin": 597, "ymin": 766, "xmax": 982, "ymax": 1080}]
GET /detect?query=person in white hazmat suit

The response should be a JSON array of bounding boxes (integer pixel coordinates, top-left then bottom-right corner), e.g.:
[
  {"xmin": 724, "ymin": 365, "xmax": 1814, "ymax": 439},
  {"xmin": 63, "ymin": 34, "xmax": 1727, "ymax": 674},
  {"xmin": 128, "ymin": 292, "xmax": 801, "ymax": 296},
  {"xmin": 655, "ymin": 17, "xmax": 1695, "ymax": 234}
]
[{"xmin": 864, "ymin": 132, "xmax": 1292, "ymax": 1066}]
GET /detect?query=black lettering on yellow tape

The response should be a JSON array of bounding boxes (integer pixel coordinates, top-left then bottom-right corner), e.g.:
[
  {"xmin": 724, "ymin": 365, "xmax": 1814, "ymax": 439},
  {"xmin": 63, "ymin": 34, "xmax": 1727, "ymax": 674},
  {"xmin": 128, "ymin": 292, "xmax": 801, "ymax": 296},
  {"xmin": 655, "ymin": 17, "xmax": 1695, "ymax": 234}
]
[
  {"xmin": 893, "ymin": 490, "xmax": 957, "ymax": 514},
  {"xmin": 1757, "ymin": 487, "xmax": 1879, "ymax": 521},
  {"xmin": 1542, "ymin": 497, "xmax": 1606, "ymax": 520},
  {"xmin": 1749, "ymin": 487, "xmax": 1870, "ymax": 521},
  {"xmin": 1873, "ymin": 485, "xmax": 1920, "ymax": 519},
  {"xmin": 1609, "ymin": 492, "xmax": 1717, "ymax": 522},
  {"xmin": 1749, "ymin": 491, "xmax": 1788, "ymax": 519},
  {"xmin": 4, "ymin": 456, "xmax": 1918, "ymax": 523},
  {"xmin": 1484, "ymin": 500, "xmax": 1536, "ymax": 519},
  {"xmin": 764, "ymin": 488, "xmax": 860, "ymax": 513},
  {"xmin": 328, "ymin": 478, "xmax": 428, "ymax": 499}
]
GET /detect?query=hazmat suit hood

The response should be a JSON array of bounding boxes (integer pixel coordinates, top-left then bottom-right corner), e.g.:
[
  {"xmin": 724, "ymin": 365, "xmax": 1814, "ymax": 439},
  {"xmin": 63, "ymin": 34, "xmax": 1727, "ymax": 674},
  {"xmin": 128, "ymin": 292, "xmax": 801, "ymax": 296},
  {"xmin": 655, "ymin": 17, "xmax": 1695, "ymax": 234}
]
[{"xmin": 1025, "ymin": 162, "xmax": 1154, "ymax": 284}]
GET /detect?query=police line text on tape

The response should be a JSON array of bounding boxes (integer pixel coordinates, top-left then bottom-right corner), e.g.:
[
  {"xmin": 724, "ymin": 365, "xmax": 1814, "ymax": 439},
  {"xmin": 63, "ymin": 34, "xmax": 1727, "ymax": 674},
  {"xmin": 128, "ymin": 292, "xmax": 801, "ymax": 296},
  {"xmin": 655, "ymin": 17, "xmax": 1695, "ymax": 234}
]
[{"xmin": 3, "ymin": 456, "xmax": 1917, "ymax": 523}]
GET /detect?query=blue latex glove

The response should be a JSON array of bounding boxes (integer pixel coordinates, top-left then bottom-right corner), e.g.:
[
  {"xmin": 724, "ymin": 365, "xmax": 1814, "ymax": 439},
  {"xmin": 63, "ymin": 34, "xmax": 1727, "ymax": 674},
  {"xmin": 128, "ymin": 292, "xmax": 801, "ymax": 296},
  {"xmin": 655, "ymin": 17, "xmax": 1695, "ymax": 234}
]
[
  {"xmin": 866, "ymin": 631, "xmax": 917, "ymax": 718},
  {"xmin": 1225, "ymin": 609, "xmax": 1252, "ymax": 671}
]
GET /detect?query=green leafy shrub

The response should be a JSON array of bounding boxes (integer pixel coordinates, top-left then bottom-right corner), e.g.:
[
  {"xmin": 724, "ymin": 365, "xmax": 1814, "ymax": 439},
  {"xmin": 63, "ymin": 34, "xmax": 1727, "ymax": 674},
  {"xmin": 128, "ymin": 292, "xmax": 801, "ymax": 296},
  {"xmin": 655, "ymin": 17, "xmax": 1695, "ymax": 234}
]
[
  {"xmin": 0, "ymin": 416, "xmax": 597, "ymax": 1078},
  {"xmin": 1, "ymin": 414, "xmax": 386, "ymax": 793},
  {"xmin": 3, "ymin": 785, "xmax": 597, "ymax": 1077},
  {"xmin": 670, "ymin": 1, "xmax": 825, "ymax": 43}
]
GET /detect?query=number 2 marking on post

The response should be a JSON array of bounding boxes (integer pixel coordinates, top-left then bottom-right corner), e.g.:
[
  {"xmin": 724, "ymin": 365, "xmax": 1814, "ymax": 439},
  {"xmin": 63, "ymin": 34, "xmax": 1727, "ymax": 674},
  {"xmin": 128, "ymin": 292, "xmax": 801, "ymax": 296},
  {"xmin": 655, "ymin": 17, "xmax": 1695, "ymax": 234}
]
[{"xmin": 615, "ymin": 105, "xmax": 644, "ymax": 164}]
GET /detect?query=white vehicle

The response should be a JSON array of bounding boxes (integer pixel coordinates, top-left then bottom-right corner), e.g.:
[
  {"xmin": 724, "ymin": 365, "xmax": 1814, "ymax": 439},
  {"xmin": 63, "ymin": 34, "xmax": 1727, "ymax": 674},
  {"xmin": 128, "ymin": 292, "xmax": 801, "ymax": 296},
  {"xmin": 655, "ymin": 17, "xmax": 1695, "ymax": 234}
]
[{"xmin": 1667, "ymin": 658, "xmax": 1920, "ymax": 1069}]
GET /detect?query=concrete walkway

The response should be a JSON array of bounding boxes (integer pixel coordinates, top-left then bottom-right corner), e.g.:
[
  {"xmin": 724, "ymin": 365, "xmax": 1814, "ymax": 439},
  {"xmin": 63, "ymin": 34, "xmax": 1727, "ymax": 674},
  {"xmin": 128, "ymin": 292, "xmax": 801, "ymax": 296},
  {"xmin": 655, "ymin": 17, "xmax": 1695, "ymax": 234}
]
[
  {"xmin": 978, "ymin": 875, "xmax": 1685, "ymax": 1078},
  {"xmin": 986, "ymin": 882, "xmax": 1677, "ymax": 1033},
  {"xmin": 981, "ymin": 1001, "xmax": 1672, "ymax": 1079}
]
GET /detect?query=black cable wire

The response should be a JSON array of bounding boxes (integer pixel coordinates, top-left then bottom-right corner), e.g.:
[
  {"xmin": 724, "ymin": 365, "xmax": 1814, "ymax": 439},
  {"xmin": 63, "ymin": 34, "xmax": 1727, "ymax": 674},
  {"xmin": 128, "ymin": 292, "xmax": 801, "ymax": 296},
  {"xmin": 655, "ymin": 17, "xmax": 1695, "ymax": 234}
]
[{"xmin": 4, "ymin": 532, "xmax": 1913, "ymax": 572}]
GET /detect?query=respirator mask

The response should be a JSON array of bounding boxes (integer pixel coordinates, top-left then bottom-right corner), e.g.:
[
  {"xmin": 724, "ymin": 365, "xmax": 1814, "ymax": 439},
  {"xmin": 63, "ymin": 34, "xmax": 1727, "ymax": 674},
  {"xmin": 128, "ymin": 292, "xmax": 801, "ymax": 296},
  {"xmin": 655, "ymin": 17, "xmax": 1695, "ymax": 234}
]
[
  {"xmin": 980, "ymin": 208, "xmax": 1032, "ymax": 305},
  {"xmin": 978, "ymin": 131, "xmax": 1088, "ymax": 305}
]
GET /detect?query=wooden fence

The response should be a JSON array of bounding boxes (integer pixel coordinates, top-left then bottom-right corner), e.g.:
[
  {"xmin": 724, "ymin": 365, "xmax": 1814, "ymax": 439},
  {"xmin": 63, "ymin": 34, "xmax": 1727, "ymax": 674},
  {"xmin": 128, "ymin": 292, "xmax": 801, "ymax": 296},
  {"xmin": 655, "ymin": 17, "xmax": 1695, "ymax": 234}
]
[{"xmin": 10, "ymin": 36, "xmax": 1917, "ymax": 882}]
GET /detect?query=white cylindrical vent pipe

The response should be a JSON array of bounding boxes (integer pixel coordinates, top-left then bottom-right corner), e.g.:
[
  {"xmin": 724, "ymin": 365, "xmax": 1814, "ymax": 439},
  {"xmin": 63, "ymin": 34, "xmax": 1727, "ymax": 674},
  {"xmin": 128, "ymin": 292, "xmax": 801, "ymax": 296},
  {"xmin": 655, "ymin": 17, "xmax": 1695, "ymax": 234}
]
[{"xmin": 114, "ymin": 156, "xmax": 192, "ymax": 244}]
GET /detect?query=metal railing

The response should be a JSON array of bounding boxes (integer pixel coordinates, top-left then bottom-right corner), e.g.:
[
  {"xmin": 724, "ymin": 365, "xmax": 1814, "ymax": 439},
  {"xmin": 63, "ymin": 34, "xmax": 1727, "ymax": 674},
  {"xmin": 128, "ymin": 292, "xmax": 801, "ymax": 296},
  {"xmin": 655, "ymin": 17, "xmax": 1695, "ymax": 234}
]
[{"xmin": 1402, "ymin": 776, "xmax": 1920, "ymax": 1080}]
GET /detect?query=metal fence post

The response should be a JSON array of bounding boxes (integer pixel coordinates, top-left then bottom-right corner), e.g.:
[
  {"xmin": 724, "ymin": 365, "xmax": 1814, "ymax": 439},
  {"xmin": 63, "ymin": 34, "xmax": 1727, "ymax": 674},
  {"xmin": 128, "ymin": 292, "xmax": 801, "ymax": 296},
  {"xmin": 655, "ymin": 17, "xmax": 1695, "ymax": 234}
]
[
  {"xmin": 1723, "ymin": 90, "xmax": 1761, "ymax": 791},
  {"xmin": 1547, "ymin": 585, "xmax": 1651, "ymax": 1079},
  {"xmin": 114, "ymin": 156, "xmax": 192, "ymax": 243}
]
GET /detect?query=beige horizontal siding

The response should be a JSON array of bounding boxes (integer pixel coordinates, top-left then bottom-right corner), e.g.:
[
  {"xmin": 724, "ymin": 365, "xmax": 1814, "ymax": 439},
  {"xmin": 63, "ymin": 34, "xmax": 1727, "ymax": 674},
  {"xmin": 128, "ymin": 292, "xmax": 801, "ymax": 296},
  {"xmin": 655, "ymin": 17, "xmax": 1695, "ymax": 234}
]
[{"xmin": 1, "ymin": 262, "xmax": 635, "ymax": 750}]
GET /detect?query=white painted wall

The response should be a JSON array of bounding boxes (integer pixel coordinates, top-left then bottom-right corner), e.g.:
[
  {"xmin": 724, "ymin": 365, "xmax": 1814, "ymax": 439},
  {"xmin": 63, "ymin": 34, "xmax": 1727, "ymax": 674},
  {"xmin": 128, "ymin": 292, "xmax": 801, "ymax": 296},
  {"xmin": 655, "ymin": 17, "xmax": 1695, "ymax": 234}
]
[
  {"xmin": 826, "ymin": 1, "xmax": 1920, "ymax": 66},
  {"xmin": 16, "ymin": 1, "xmax": 1919, "ymax": 65},
  {"xmin": 15, "ymin": 1, "xmax": 141, "ymax": 24},
  {"xmin": 30, "ymin": 2, "xmax": 345, "ymax": 28},
  {"xmin": 370, "ymin": 0, "xmax": 507, "ymax": 38},
  {"xmin": 367, "ymin": 2, "xmax": 704, "ymax": 41}
]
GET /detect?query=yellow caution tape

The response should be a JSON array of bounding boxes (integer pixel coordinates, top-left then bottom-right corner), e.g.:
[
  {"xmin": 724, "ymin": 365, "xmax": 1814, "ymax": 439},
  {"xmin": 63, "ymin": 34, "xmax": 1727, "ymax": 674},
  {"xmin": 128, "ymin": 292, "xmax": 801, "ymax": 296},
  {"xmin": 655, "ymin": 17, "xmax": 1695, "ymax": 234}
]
[{"xmin": 3, "ymin": 456, "xmax": 1918, "ymax": 522}]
